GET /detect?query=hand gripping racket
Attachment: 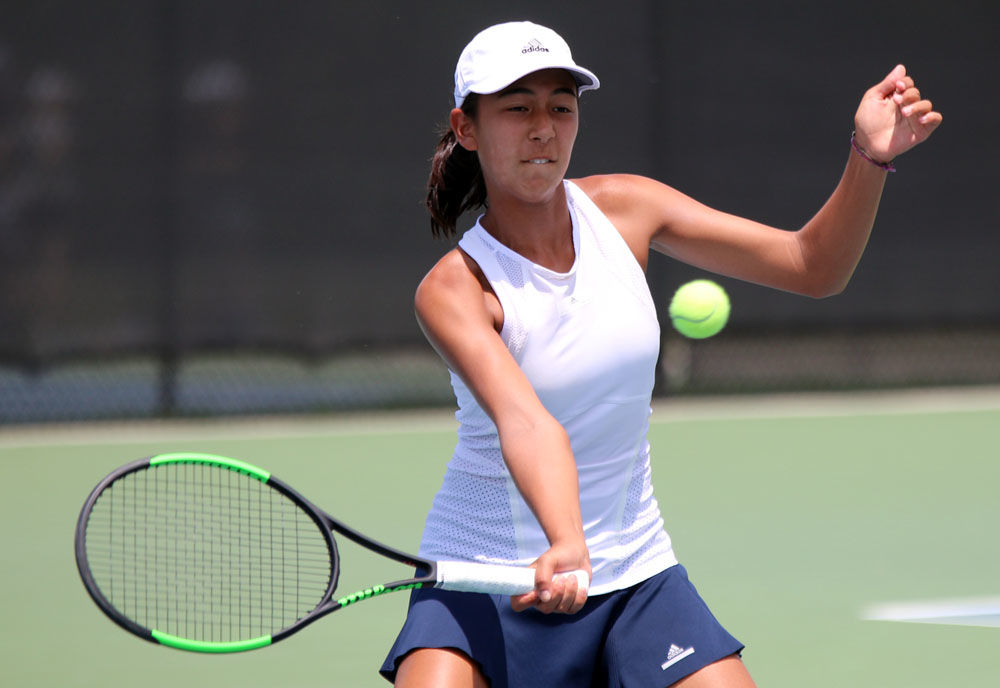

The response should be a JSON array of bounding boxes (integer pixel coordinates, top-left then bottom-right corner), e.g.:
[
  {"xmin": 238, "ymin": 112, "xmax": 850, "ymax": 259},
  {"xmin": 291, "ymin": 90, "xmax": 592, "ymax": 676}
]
[{"xmin": 74, "ymin": 452, "xmax": 588, "ymax": 653}]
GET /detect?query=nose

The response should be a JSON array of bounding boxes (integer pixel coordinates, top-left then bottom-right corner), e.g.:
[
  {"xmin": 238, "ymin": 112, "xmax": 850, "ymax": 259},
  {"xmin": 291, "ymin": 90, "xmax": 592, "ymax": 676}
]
[{"xmin": 528, "ymin": 110, "xmax": 556, "ymax": 143}]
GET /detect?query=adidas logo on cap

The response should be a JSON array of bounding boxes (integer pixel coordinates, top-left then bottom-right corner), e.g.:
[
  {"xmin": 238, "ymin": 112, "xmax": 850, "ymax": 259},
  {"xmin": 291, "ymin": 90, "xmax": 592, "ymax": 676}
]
[{"xmin": 521, "ymin": 39, "xmax": 550, "ymax": 54}]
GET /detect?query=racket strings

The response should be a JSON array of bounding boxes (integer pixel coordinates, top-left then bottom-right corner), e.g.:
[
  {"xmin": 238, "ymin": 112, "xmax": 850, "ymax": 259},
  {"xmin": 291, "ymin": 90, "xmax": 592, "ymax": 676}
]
[{"xmin": 84, "ymin": 463, "xmax": 334, "ymax": 643}]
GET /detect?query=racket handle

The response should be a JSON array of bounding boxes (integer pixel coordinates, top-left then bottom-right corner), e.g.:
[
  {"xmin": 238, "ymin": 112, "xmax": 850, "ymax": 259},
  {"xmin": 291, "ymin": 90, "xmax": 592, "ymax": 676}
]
[{"xmin": 435, "ymin": 560, "xmax": 590, "ymax": 596}]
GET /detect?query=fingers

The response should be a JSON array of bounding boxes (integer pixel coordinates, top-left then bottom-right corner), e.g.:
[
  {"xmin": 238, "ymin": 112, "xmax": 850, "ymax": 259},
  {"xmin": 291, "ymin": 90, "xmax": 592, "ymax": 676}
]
[
  {"xmin": 532, "ymin": 554, "xmax": 558, "ymax": 604},
  {"xmin": 511, "ymin": 570, "xmax": 589, "ymax": 614},
  {"xmin": 895, "ymin": 84, "xmax": 926, "ymax": 115},
  {"xmin": 510, "ymin": 590, "xmax": 538, "ymax": 613},
  {"xmin": 872, "ymin": 65, "xmax": 936, "ymax": 120},
  {"xmin": 890, "ymin": 76, "xmax": 943, "ymax": 132},
  {"xmin": 545, "ymin": 571, "xmax": 588, "ymax": 614},
  {"xmin": 510, "ymin": 542, "xmax": 592, "ymax": 614},
  {"xmin": 892, "ymin": 78, "xmax": 919, "ymax": 109},
  {"xmin": 872, "ymin": 64, "xmax": 906, "ymax": 97},
  {"xmin": 903, "ymin": 98, "xmax": 937, "ymax": 123},
  {"xmin": 885, "ymin": 70, "xmax": 924, "ymax": 115}
]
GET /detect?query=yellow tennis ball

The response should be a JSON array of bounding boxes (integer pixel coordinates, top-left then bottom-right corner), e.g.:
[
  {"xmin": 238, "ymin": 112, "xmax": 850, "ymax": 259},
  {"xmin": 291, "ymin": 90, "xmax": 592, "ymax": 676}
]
[{"xmin": 668, "ymin": 279, "xmax": 730, "ymax": 339}]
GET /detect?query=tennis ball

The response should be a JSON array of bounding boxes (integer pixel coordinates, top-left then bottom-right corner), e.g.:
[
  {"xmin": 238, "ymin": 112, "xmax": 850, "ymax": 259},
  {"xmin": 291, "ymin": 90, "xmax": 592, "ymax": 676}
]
[{"xmin": 668, "ymin": 279, "xmax": 730, "ymax": 339}]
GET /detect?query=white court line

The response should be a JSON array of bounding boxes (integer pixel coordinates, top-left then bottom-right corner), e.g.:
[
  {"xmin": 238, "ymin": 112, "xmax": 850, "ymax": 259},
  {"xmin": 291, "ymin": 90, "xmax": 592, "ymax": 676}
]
[{"xmin": 862, "ymin": 597, "xmax": 1000, "ymax": 628}]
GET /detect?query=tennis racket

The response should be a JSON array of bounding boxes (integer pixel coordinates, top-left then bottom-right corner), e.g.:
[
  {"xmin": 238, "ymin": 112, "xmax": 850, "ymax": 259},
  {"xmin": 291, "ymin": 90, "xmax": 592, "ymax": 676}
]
[{"xmin": 74, "ymin": 452, "xmax": 588, "ymax": 653}]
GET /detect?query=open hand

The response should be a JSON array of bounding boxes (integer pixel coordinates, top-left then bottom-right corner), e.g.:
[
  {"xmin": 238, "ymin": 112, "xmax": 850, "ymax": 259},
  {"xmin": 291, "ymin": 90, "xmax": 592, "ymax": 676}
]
[{"xmin": 853, "ymin": 64, "xmax": 942, "ymax": 163}]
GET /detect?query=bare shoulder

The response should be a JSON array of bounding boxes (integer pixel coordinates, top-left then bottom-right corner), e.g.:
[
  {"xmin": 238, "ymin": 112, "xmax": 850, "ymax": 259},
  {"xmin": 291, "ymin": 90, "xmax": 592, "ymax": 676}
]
[
  {"xmin": 415, "ymin": 247, "xmax": 500, "ymax": 332},
  {"xmin": 572, "ymin": 173, "xmax": 651, "ymax": 208},
  {"xmin": 570, "ymin": 174, "xmax": 692, "ymax": 268},
  {"xmin": 419, "ymin": 247, "xmax": 475, "ymax": 290},
  {"xmin": 572, "ymin": 172, "xmax": 681, "ymax": 204},
  {"xmin": 570, "ymin": 173, "xmax": 693, "ymax": 230},
  {"xmin": 417, "ymin": 248, "xmax": 480, "ymax": 309}
]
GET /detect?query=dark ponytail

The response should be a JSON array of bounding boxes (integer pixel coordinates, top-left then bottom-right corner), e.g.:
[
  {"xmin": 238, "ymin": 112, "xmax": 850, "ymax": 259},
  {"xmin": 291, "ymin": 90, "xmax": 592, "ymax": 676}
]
[{"xmin": 426, "ymin": 94, "xmax": 487, "ymax": 239}]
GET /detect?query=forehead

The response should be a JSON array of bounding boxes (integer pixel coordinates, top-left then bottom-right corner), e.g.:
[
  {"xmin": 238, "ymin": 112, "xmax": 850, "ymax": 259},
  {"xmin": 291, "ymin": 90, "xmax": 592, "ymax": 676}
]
[{"xmin": 497, "ymin": 68, "xmax": 579, "ymax": 96}]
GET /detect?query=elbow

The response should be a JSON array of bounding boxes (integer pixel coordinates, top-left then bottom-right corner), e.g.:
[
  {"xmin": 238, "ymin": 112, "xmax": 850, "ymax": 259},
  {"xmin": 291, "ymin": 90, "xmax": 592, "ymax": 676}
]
[
  {"xmin": 805, "ymin": 277, "xmax": 846, "ymax": 299},
  {"xmin": 791, "ymin": 246, "xmax": 854, "ymax": 298},
  {"xmin": 788, "ymin": 232, "xmax": 860, "ymax": 299},
  {"xmin": 799, "ymin": 271, "xmax": 851, "ymax": 299}
]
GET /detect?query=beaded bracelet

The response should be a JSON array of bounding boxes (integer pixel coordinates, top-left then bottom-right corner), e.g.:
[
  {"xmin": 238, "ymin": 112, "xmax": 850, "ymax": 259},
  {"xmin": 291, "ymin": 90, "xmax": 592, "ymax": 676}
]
[{"xmin": 851, "ymin": 131, "xmax": 895, "ymax": 172}]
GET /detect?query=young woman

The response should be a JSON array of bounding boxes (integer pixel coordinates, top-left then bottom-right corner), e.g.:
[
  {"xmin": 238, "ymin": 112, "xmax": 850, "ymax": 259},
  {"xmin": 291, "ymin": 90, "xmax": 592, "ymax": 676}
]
[{"xmin": 381, "ymin": 20, "xmax": 941, "ymax": 688}]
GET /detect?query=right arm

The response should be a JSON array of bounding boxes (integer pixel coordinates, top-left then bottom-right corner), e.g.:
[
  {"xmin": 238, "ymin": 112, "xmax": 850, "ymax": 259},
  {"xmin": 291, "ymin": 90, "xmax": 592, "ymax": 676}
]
[{"xmin": 414, "ymin": 248, "xmax": 590, "ymax": 614}]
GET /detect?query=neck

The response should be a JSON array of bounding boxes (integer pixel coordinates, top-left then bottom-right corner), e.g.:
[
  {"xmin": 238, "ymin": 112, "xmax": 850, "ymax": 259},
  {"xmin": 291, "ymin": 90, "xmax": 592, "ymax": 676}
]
[{"xmin": 481, "ymin": 183, "xmax": 575, "ymax": 271}]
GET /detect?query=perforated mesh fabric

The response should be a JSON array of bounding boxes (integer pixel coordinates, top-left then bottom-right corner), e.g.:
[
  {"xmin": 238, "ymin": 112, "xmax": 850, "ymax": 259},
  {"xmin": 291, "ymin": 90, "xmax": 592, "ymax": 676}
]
[{"xmin": 420, "ymin": 466, "xmax": 520, "ymax": 563}]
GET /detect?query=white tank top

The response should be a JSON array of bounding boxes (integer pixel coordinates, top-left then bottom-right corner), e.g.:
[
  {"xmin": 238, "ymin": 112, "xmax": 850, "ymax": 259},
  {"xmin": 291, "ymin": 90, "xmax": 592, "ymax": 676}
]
[{"xmin": 419, "ymin": 180, "xmax": 677, "ymax": 595}]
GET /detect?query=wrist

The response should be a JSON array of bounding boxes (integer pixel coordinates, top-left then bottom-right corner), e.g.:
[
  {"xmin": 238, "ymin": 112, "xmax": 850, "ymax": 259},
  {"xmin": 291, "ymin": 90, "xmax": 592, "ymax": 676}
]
[
  {"xmin": 850, "ymin": 131, "xmax": 895, "ymax": 172},
  {"xmin": 543, "ymin": 518, "xmax": 585, "ymax": 547}
]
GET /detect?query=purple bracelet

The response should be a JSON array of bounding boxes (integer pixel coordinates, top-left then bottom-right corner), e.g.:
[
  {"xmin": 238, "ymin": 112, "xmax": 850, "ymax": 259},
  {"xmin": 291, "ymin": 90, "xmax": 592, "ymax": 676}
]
[{"xmin": 851, "ymin": 131, "xmax": 895, "ymax": 172}]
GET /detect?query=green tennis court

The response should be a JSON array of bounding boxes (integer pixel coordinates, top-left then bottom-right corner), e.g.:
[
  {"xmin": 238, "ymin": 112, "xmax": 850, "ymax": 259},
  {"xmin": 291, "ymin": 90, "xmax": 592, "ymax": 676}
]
[{"xmin": 2, "ymin": 388, "xmax": 998, "ymax": 687}]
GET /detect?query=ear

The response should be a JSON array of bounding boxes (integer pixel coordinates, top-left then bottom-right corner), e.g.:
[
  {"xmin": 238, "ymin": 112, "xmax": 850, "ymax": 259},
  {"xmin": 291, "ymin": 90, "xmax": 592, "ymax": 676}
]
[{"xmin": 449, "ymin": 107, "xmax": 478, "ymax": 151}]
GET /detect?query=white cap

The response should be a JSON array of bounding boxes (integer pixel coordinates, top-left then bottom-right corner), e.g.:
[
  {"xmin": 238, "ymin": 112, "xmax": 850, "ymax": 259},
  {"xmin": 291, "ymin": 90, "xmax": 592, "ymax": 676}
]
[{"xmin": 454, "ymin": 21, "xmax": 600, "ymax": 108}]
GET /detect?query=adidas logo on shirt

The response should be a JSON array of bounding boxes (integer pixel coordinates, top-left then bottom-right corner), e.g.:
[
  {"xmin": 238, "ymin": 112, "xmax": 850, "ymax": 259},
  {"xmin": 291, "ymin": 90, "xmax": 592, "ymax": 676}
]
[{"xmin": 661, "ymin": 643, "xmax": 695, "ymax": 670}]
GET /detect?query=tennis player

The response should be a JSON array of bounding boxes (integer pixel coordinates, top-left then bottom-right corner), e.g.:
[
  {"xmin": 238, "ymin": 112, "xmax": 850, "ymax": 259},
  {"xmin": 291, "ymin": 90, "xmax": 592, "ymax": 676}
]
[{"xmin": 381, "ymin": 21, "xmax": 941, "ymax": 688}]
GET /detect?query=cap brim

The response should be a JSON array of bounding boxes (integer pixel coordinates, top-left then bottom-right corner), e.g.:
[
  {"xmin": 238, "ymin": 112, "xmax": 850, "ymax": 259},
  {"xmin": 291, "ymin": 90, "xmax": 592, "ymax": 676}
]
[
  {"xmin": 457, "ymin": 64, "xmax": 600, "ymax": 107},
  {"xmin": 478, "ymin": 64, "xmax": 599, "ymax": 96}
]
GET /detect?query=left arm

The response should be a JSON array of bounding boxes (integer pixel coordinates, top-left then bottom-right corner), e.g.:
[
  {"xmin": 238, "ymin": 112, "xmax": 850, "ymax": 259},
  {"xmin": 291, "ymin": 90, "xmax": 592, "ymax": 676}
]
[{"xmin": 578, "ymin": 64, "xmax": 942, "ymax": 297}]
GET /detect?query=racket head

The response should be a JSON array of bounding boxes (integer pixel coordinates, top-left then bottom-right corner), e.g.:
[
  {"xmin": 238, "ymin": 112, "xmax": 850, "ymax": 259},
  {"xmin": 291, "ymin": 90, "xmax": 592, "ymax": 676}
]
[{"xmin": 74, "ymin": 453, "xmax": 340, "ymax": 653}]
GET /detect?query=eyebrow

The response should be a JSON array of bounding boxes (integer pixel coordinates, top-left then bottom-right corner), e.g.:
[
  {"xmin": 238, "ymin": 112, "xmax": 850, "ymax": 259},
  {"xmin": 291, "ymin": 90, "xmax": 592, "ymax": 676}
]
[{"xmin": 496, "ymin": 85, "xmax": 578, "ymax": 98}]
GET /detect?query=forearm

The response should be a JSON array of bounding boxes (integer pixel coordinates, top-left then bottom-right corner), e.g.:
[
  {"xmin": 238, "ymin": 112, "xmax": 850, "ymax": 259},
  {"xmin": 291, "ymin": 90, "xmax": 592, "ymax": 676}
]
[
  {"xmin": 498, "ymin": 416, "xmax": 585, "ymax": 549},
  {"xmin": 794, "ymin": 145, "xmax": 889, "ymax": 297},
  {"xmin": 795, "ymin": 62, "xmax": 941, "ymax": 297},
  {"xmin": 499, "ymin": 414, "xmax": 591, "ymax": 614}
]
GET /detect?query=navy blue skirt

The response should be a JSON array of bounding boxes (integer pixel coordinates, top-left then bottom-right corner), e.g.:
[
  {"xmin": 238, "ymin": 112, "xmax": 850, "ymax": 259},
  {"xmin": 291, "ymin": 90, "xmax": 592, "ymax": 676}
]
[{"xmin": 380, "ymin": 564, "xmax": 744, "ymax": 686}]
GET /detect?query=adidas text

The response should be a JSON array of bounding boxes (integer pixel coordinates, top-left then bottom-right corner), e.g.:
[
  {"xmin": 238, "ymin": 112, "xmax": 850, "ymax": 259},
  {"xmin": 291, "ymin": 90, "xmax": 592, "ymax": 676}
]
[{"xmin": 522, "ymin": 40, "xmax": 549, "ymax": 54}]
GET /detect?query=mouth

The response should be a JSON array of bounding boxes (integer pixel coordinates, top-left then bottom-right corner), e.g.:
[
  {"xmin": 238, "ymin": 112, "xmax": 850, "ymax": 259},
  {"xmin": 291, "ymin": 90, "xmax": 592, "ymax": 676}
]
[{"xmin": 525, "ymin": 158, "xmax": 555, "ymax": 165}]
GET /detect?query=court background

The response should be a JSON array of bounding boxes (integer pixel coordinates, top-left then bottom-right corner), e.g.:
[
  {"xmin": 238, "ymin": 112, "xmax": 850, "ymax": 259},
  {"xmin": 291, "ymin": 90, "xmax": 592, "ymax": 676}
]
[
  {"xmin": 3, "ymin": 393, "xmax": 999, "ymax": 686},
  {"xmin": 2, "ymin": 1, "xmax": 999, "ymax": 686},
  {"xmin": 1, "ymin": 0, "xmax": 998, "ymax": 420}
]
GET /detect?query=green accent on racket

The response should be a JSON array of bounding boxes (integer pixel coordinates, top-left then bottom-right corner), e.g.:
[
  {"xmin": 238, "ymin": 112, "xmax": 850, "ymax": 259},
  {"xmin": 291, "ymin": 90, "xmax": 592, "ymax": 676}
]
[
  {"xmin": 337, "ymin": 582, "xmax": 426, "ymax": 608},
  {"xmin": 151, "ymin": 630, "xmax": 273, "ymax": 653},
  {"xmin": 150, "ymin": 452, "xmax": 271, "ymax": 482}
]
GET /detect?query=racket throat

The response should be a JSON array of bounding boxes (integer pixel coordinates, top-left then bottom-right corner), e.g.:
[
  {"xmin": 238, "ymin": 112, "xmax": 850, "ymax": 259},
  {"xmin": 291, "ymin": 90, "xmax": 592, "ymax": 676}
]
[
  {"xmin": 336, "ymin": 580, "xmax": 426, "ymax": 609},
  {"xmin": 333, "ymin": 560, "xmax": 437, "ymax": 610}
]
